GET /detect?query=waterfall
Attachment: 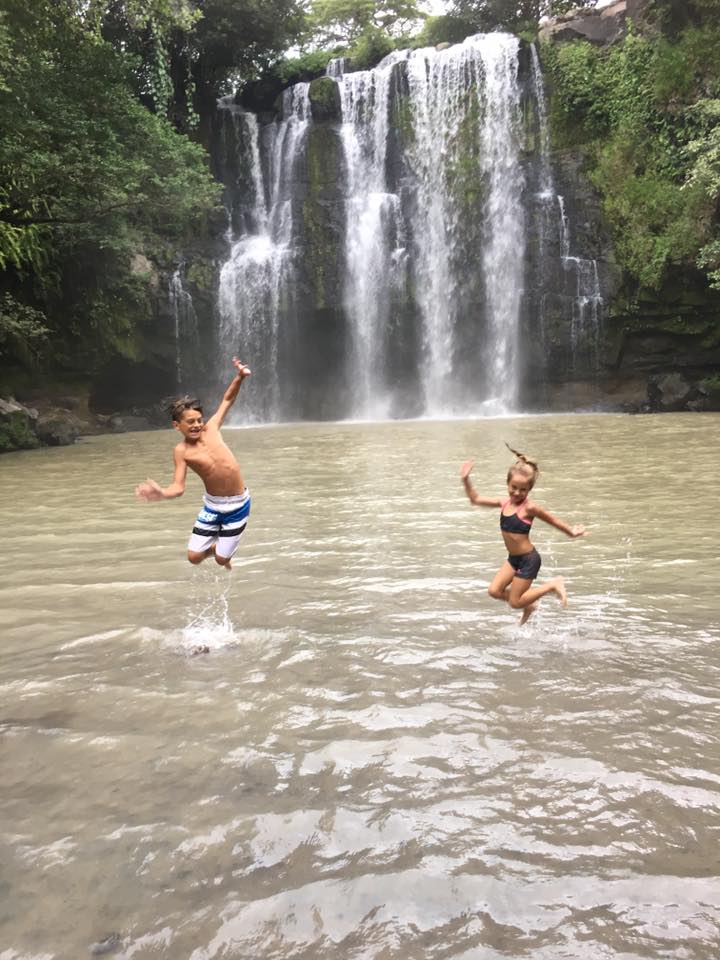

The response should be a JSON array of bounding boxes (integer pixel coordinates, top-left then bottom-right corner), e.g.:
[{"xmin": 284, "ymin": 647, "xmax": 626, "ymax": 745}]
[
  {"xmin": 169, "ymin": 265, "xmax": 198, "ymax": 390},
  {"xmin": 530, "ymin": 45, "xmax": 603, "ymax": 374},
  {"xmin": 210, "ymin": 33, "xmax": 602, "ymax": 423},
  {"xmin": 326, "ymin": 57, "xmax": 349, "ymax": 78},
  {"xmin": 336, "ymin": 59, "xmax": 409, "ymax": 417},
  {"xmin": 469, "ymin": 35, "xmax": 525, "ymax": 411},
  {"xmin": 558, "ymin": 196, "xmax": 603, "ymax": 367},
  {"xmin": 217, "ymin": 87, "xmax": 310, "ymax": 421},
  {"xmin": 333, "ymin": 34, "xmax": 525, "ymax": 416}
]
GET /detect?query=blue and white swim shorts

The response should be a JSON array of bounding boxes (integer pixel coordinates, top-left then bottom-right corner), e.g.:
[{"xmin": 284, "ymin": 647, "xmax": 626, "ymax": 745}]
[{"xmin": 188, "ymin": 489, "xmax": 251, "ymax": 559}]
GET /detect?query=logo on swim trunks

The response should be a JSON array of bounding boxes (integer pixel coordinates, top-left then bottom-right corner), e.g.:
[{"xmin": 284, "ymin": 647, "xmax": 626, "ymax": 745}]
[{"xmin": 198, "ymin": 510, "xmax": 217, "ymax": 523}]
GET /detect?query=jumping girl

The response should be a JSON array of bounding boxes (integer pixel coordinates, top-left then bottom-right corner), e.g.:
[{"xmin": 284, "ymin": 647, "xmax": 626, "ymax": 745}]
[{"xmin": 460, "ymin": 444, "xmax": 586, "ymax": 624}]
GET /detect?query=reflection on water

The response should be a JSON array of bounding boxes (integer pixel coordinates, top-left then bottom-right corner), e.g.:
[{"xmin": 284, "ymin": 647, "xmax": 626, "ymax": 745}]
[{"xmin": 0, "ymin": 413, "xmax": 719, "ymax": 959}]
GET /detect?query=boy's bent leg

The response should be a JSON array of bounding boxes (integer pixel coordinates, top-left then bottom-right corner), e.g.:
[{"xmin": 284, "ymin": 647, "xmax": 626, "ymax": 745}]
[
  {"xmin": 214, "ymin": 521, "xmax": 248, "ymax": 567},
  {"xmin": 187, "ymin": 502, "xmax": 221, "ymax": 564},
  {"xmin": 188, "ymin": 546, "xmax": 216, "ymax": 565},
  {"xmin": 214, "ymin": 497, "xmax": 250, "ymax": 569}
]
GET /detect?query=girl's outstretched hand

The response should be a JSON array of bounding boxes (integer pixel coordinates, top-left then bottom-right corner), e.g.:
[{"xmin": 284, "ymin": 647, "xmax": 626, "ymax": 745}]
[
  {"xmin": 570, "ymin": 524, "xmax": 587, "ymax": 538},
  {"xmin": 460, "ymin": 458, "xmax": 475, "ymax": 480}
]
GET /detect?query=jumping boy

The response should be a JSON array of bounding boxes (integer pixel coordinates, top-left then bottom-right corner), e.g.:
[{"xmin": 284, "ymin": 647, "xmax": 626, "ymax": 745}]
[{"xmin": 135, "ymin": 357, "xmax": 251, "ymax": 569}]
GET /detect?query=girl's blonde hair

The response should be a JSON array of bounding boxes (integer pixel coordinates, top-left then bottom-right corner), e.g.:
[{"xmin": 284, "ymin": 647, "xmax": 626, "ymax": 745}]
[{"xmin": 505, "ymin": 443, "xmax": 539, "ymax": 488}]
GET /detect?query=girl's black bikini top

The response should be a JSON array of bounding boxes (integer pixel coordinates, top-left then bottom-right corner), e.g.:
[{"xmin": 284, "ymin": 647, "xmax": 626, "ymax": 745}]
[{"xmin": 499, "ymin": 498, "xmax": 533, "ymax": 534}]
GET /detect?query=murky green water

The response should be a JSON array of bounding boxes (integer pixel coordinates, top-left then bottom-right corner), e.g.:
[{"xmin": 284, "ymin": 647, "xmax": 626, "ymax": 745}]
[{"xmin": 1, "ymin": 413, "xmax": 718, "ymax": 959}]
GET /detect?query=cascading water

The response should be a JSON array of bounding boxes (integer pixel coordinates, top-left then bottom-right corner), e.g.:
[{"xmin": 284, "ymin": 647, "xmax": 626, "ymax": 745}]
[
  {"xmin": 558, "ymin": 196, "xmax": 603, "ymax": 367},
  {"xmin": 211, "ymin": 34, "xmax": 602, "ymax": 423},
  {"xmin": 169, "ymin": 265, "xmax": 198, "ymax": 390},
  {"xmin": 335, "ymin": 56, "xmax": 409, "ymax": 418},
  {"xmin": 217, "ymin": 87, "xmax": 310, "ymax": 421},
  {"xmin": 332, "ymin": 34, "xmax": 525, "ymax": 416},
  {"xmin": 530, "ymin": 44, "xmax": 603, "ymax": 373}
]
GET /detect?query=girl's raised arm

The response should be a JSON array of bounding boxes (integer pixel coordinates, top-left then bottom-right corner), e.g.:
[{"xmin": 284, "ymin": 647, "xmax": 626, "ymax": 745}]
[{"xmin": 460, "ymin": 459, "xmax": 503, "ymax": 508}]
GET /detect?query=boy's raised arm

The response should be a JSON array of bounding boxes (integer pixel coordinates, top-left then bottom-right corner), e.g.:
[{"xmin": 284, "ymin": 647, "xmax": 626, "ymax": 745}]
[{"xmin": 207, "ymin": 357, "xmax": 251, "ymax": 429}]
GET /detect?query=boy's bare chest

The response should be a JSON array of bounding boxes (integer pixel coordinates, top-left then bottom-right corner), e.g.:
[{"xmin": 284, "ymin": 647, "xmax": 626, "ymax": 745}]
[{"xmin": 184, "ymin": 437, "xmax": 233, "ymax": 472}]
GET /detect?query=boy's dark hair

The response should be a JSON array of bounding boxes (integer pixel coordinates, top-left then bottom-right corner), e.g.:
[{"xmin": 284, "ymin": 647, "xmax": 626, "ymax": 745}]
[{"xmin": 166, "ymin": 395, "xmax": 203, "ymax": 422}]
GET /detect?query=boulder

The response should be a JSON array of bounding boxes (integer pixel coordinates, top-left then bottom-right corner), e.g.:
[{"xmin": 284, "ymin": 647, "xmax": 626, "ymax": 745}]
[
  {"xmin": 308, "ymin": 77, "xmax": 342, "ymax": 124},
  {"xmin": 647, "ymin": 372, "xmax": 694, "ymax": 411},
  {"xmin": 0, "ymin": 397, "xmax": 40, "ymax": 452},
  {"xmin": 539, "ymin": 0, "xmax": 651, "ymax": 45},
  {"xmin": 35, "ymin": 409, "xmax": 83, "ymax": 446}
]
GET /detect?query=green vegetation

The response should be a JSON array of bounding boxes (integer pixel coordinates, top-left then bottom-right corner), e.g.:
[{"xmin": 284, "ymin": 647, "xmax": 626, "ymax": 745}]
[
  {"xmin": 0, "ymin": 0, "xmax": 302, "ymax": 388},
  {"xmin": 449, "ymin": 0, "xmax": 591, "ymax": 34},
  {"xmin": 305, "ymin": 0, "xmax": 423, "ymax": 46},
  {"xmin": 542, "ymin": 16, "xmax": 720, "ymax": 291}
]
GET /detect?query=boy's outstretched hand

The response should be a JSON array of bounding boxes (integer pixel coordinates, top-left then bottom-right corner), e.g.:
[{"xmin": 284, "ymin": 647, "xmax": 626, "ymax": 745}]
[
  {"xmin": 460, "ymin": 459, "xmax": 475, "ymax": 480},
  {"xmin": 135, "ymin": 478, "xmax": 164, "ymax": 502},
  {"xmin": 232, "ymin": 357, "xmax": 251, "ymax": 379}
]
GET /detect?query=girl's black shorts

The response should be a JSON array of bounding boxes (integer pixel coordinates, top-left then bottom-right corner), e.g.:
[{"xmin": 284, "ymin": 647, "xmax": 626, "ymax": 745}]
[{"xmin": 508, "ymin": 548, "xmax": 541, "ymax": 581}]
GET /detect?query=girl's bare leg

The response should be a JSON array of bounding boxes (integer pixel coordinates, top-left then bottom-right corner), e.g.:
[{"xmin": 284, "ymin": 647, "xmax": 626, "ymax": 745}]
[
  {"xmin": 509, "ymin": 576, "xmax": 567, "ymax": 615},
  {"xmin": 488, "ymin": 562, "xmax": 516, "ymax": 603}
]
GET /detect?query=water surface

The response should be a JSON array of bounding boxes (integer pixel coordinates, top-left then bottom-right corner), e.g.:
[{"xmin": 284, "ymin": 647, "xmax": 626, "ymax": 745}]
[{"xmin": 1, "ymin": 414, "xmax": 718, "ymax": 959}]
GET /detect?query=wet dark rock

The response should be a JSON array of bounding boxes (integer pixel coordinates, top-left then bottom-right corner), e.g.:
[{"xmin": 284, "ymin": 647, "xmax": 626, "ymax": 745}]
[
  {"xmin": 308, "ymin": 76, "xmax": 342, "ymax": 124},
  {"xmin": 35, "ymin": 409, "xmax": 83, "ymax": 446},
  {"xmin": 647, "ymin": 372, "xmax": 705, "ymax": 411},
  {"xmin": 539, "ymin": 0, "xmax": 652, "ymax": 45},
  {"xmin": 237, "ymin": 76, "xmax": 285, "ymax": 114},
  {"xmin": 0, "ymin": 397, "xmax": 40, "ymax": 452}
]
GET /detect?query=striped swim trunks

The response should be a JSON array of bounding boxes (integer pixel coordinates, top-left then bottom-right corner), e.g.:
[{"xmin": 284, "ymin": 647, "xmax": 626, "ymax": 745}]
[{"xmin": 187, "ymin": 489, "xmax": 251, "ymax": 560}]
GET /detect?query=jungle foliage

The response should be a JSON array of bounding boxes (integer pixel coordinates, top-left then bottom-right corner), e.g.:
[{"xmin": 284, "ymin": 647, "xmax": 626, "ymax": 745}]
[
  {"xmin": 542, "ymin": 4, "xmax": 720, "ymax": 291},
  {"xmin": 449, "ymin": 0, "xmax": 593, "ymax": 34},
  {"xmin": 0, "ymin": 0, "xmax": 302, "ymax": 380}
]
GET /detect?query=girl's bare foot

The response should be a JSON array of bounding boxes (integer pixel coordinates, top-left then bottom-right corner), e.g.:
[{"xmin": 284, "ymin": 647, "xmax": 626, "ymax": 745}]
[
  {"xmin": 554, "ymin": 576, "xmax": 568, "ymax": 608},
  {"xmin": 520, "ymin": 602, "xmax": 538, "ymax": 625}
]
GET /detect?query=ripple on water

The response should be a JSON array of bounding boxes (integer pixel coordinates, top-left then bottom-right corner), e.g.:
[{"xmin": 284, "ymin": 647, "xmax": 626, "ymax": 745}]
[{"xmin": 1, "ymin": 416, "xmax": 719, "ymax": 959}]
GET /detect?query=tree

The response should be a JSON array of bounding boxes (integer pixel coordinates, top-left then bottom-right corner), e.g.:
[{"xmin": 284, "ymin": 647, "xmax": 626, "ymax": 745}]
[
  {"xmin": 0, "ymin": 0, "xmax": 221, "ymax": 372},
  {"xmin": 448, "ymin": 0, "xmax": 593, "ymax": 32},
  {"xmin": 306, "ymin": 0, "xmax": 424, "ymax": 47},
  {"xmin": 0, "ymin": 1, "xmax": 218, "ymax": 259}
]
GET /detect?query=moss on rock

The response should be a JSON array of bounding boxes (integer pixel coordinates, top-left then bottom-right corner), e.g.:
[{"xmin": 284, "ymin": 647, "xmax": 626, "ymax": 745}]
[{"xmin": 308, "ymin": 77, "xmax": 342, "ymax": 123}]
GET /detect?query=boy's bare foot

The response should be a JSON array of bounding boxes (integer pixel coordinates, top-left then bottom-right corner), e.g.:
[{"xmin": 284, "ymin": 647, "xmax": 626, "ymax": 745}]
[
  {"xmin": 520, "ymin": 602, "xmax": 538, "ymax": 625},
  {"xmin": 191, "ymin": 645, "xmax": 210, "ymax": 655},
  {"xmin": 555, "ymin": 577, "xmax": 568, "ymax": 608}
]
